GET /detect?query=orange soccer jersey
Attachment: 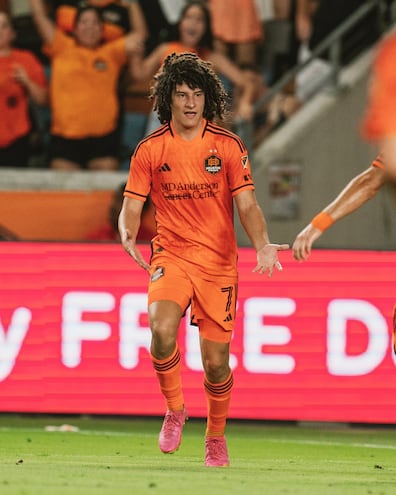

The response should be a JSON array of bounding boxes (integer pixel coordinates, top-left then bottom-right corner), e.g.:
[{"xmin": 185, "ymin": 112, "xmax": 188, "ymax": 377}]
[
  {"xmin": 124, "ymin": 119, "xmax": 255, "ymax": 277},
  {"xmin": 362, "ymin": 34, "xmax": 396, "ymax": 141},
  {"xmin": 44, "ymin": 29, "xmax": 127, "ymax": 138}
]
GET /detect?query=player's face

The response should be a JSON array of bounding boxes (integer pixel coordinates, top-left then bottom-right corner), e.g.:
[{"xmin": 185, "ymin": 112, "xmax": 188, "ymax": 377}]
[
  {"xmin": 74, "ymin": 10, "xmax": 103, "ymax": 48},
  {"xmin": 170, "ymin": 83, "xmax": 205, "ymax": 135}
]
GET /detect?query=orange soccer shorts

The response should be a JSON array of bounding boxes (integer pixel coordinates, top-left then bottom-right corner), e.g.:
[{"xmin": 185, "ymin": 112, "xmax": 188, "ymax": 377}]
[{"xmin": 148, "ymin": 251, "xmax": 238, "ymax": 343}]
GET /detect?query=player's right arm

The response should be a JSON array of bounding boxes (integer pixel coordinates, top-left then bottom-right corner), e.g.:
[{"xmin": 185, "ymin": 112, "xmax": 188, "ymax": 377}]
[
  {"xmin": 29, "ymin": 0, "xmax": 55, "ymax": 44},
  {"xmin": 292, "ymin": 163, "xmax": 387, "ymax": 261},
  {"xmin": 118, "ymin": 196, "xmax": 151, "ymax": 271}
]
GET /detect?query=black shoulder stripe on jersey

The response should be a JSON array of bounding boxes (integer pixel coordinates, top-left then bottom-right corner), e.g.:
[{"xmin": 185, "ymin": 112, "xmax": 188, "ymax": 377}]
[
  {"xmin": 124, "ymin": 190, "xmax": 148, "ymax": 200},
  {"xmin": 231, "ymin": 183, "xmax": 254, "ymax": 194},
  {"xmin": 202, "ymin": 119, "xmax": 210, "ymax": 138},
  {"xmin": 206, "ymin": 122, "xmax": 244, "ymax": 144},
  {"xmin": 133, "ymin": 124, "xmax": 170, "ymax": 156},
  {"xmin": 205, "ymin": 125, "xmax": 245, "ymax": 153}
]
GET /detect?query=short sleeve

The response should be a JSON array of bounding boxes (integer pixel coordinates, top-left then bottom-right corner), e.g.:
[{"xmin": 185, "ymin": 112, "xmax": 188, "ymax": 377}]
[
  {"xmin": 225, "ymin": 138, "xmax": 255, "ymax": 196},
  {"xmin": 124, "ymin": 142, "xmax": 152, "ymax": 201}
]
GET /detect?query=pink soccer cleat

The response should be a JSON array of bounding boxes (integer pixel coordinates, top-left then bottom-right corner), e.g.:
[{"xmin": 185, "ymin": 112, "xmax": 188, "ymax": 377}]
[
  {"xmin": 205, "ymin": 436, "xmax": 230, "ymax": 467},
  {"xmin": 158, "ymin": 408, "xmax": 188, "ymax": 454}
]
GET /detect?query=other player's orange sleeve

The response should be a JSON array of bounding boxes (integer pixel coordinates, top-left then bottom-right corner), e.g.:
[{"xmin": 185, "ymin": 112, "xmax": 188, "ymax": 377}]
[{"xmin": 362, "ymin": 34, "xmax": 396, "ymax": 141}]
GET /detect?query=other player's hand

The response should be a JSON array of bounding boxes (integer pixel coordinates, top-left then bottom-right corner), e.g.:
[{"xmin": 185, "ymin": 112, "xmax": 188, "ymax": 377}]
[
  {"xmin": 292, "ymin": 224, "xmax": 322, "ymax": 261},
  {"xmin": 253, "ymin": 243, "xmax": 289, "ymax": 277}
]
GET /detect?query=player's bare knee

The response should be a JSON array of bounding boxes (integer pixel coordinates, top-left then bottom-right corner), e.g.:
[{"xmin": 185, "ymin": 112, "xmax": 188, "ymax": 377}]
[
  {"xmin": 150, "ymin": 321, "xmax": 178, "ymax": 358},
  {"xmin": 203, "ymin": 359, "xmax": 230, "ymax": 383}
]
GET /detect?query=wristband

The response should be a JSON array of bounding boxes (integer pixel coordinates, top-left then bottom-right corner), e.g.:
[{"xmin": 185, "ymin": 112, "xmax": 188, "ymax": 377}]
[{"xmin": 311, "ymin": 211, "xmax": 334, "ymax": 232}]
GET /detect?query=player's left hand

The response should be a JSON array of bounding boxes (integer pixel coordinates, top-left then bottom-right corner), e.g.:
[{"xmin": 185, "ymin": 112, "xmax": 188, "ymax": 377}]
[{"xmin": 253, "ymin": 243, "xmax": 289, "ymax": 277}]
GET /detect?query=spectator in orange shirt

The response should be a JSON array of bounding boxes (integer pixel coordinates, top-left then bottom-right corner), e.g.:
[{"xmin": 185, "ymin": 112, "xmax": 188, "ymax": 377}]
[
  {"xmin": 0, "ymin": 10, "xmax": 48, "ymax": 167},
  {"xmin": 29, "ymin": 0, "xmax": 144, "ymax": 170}
]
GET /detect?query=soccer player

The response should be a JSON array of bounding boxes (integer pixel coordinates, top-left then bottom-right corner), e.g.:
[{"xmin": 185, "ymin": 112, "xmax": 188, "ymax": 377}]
[
  {"xmin": 118, "ymin": 52, "xmax": 288, "ymax": 467},
  {"xmin": 360, "ymin": 32, "xmax": 396, "ymax": 355}
]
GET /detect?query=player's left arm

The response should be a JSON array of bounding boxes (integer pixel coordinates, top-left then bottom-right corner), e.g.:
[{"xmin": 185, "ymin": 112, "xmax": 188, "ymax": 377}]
[{"xmin": 235, "ymin": 189, "xmax": 289, "ymax": 277}]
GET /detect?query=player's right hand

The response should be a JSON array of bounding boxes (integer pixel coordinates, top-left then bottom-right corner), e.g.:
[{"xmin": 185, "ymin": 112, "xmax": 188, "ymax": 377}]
[
  {"xmin": 292, "ymin": 223, "xmax": 322, "ymax": 261},
  {"xmin": 122, "ymin": 240, "xmax": 151, "ymax": 272}
]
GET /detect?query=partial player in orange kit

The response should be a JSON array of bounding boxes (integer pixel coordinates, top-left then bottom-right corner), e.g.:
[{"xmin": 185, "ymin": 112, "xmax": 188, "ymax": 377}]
[
  {"xmin": 362, "ymin": 31, "xmax": 396, "ymax": 356},
  {"xmin": 118, "ymin": 52, "xmax": 288, "ymax": 467},
  {"xmin": 293, "ymin": 31, "xmax": 396, "ymax": 356},
  {"xmin": 362, "ymin": 32, "xmax": 396, "ymax": 179},
  {"xmin": 291, "ymin": 153, "xmax": 396, "ymax": 355}
]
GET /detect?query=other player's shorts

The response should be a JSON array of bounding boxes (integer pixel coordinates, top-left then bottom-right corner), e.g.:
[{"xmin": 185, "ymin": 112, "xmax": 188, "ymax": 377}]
[
  {"xmin": 148, "ymin": 250, "xmax": 238, "ymax": 344},
  {"xmin": 49, "ymin": 130, "xmax": 119, "ymax": 168}
]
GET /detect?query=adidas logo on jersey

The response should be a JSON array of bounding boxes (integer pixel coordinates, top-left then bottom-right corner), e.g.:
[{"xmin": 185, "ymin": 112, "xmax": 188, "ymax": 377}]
[
  {"xmin": 223, "ymin": 313, "xmax": 233, "ymax": 322},
  {"xmin": 158, "ymin": 163, "xmax": 171, "ymax": 172}
]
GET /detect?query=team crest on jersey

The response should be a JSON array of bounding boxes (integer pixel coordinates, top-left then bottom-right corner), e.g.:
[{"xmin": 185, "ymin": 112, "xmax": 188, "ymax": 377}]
[
  {"xmin": 241, "ymin": 155, "xmax": 249, "ymax": 169},
  {"xmin": 204, "ymin": 155, "xmax": 222, "ymax": 175}
]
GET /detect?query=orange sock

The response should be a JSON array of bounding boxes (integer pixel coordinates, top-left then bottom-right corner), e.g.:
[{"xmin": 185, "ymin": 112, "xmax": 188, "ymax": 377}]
[
  {"xmin": 204, "ymin": 371, "xmax": 233, "ymax": 437},
  {"xmin": 151, "ymin": 345, "xmax": 184, "ymax": 411}
]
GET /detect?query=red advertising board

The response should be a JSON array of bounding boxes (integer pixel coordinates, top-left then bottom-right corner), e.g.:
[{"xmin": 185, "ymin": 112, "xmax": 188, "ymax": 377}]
[{"xmin": 0, "ymin": 242, "xmax": 395, "ymax": 423}]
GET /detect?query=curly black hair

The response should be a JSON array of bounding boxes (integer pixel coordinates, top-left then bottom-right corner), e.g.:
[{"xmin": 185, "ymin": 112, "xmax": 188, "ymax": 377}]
[{"xmin": 150, "ymin": 52, "xmax": 228, "ymax": 124}]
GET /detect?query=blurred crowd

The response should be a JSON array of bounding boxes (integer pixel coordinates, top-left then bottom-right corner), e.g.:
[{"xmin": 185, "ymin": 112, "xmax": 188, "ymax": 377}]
[{"xmin": 0, "ymin": 0, "xmax": 390, "ymax": 171}]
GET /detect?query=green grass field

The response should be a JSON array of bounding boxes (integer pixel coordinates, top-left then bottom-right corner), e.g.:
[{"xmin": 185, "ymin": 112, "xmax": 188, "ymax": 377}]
[{"xmin": 0, "ymin": 414, "xmax": 395, "ymax": 495}]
